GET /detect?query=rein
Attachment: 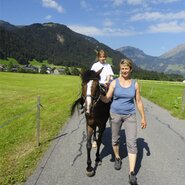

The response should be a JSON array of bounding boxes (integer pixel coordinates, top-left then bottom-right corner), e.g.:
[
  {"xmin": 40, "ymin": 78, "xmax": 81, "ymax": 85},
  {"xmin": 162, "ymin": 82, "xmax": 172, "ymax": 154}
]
[{"xmin": 82, "ymin": 83, "xmax": 102, "ymax": 113}]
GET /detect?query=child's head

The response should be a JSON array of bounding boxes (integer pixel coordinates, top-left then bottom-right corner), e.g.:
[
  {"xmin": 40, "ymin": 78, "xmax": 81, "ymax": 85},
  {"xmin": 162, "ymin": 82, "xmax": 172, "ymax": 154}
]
[{"xmin": 97, "ymin": 49, "xmax": 107, "ymax": 63}]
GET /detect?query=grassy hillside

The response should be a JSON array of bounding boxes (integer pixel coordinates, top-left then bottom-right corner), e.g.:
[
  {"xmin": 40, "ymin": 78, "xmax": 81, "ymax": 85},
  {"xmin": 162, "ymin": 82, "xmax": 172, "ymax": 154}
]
[
  {"xmin": 0, "ymin": 57, "xmax": 20, "ymax": 65},
  {"xmin": 0, "ymin": 72, "xmax": 80, "ymax": 185},
  {"xmin": 0, "ymin": 58, "xmax": 64, "ymax": 68}
]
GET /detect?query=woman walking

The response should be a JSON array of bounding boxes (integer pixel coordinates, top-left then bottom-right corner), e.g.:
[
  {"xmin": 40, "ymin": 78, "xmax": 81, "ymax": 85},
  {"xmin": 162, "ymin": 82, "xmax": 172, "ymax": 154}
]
[{"xmin": 101, "ymin": 58, "xmax": 147, "ymax": 185}]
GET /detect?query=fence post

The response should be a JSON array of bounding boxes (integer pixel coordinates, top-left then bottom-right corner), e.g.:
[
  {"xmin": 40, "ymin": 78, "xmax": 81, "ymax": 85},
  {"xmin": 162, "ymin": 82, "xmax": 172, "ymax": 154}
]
[
  {"xmin": 37, "ymin": 96, "xmax": 40, "ymax": 146},
  {"xmin": 182, "ymin": 90, "xmax": 185, "ymax": 112}
]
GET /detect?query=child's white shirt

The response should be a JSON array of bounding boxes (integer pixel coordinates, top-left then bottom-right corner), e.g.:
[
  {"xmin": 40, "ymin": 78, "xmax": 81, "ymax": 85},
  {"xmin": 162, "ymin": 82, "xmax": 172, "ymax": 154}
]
[{"xmin": 91, "ymin": 61, "xmax": 114, "ymax": 84}]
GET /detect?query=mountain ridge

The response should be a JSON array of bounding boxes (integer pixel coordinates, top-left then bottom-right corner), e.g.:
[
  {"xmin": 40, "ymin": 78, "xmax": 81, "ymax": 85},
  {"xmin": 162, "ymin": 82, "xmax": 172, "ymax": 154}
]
[
  {"xmin": 0, "ymin": 20, "xmax": 184, "ymax": 80},
  {"xmin": 117, "ymin": 45, "xmax": 185, "ymax": 77},
  {"xmin": 160, "ymin": 44, "xmax": 185, "ymax": 59},
  {"xmin": 0, "ymin": 20, "xmax": 126, "ymax": 73}
]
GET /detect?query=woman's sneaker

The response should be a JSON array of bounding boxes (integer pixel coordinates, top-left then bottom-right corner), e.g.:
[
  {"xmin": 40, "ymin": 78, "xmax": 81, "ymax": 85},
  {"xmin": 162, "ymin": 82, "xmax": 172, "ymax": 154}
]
[
  {"xmin": 129, "ymin": 171, "xmax": 138, "ymax": 185},
  {"xmin": 114, "ymin": 158, "xmax": 122, "ymax": 170}
]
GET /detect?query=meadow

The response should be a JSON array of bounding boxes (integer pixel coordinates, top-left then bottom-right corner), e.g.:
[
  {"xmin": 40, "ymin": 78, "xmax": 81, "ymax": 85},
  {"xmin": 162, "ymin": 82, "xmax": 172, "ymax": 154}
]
[
  {"xmin": 139, "ymin": 80, "xmax": 185, "ymax": 119},
  {"xmin": 0, "ymin": 73, "xmax": 185, "ymax": 185},
  {"xmin": 0, "ymin": 72, "xmax": 80, "ymax": 185}
]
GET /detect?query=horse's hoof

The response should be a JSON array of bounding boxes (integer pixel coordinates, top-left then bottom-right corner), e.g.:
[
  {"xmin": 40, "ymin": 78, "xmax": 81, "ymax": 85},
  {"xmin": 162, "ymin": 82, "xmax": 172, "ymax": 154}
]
[{"xmin": 86, "ymin": 168, "xmax": 95, "ymax": 177}]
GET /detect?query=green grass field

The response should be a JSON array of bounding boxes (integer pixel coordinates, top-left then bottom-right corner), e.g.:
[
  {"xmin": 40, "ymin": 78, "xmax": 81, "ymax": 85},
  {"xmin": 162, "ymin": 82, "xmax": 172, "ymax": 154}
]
[
  {"xmin": 0, "ymin": 72, "xmax": 80, "ymax": 185},
  {"xmin": 139, "ymin": 80, "xmax": 185, "ymax": 119},
  {"xmin": 0, "ymin": 73, "xmax": 185, "ymax": 185}
]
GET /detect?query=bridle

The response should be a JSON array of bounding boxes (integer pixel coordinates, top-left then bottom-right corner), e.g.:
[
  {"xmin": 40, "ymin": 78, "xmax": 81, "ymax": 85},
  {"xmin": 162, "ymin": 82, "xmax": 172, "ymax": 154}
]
[
  {"xmin": 82, "ymin": 87, "xmax": 101, "ymax": 106},
  {"xmin": 82, "ymin": 78, "xmax": 104, "ymax": 114}
]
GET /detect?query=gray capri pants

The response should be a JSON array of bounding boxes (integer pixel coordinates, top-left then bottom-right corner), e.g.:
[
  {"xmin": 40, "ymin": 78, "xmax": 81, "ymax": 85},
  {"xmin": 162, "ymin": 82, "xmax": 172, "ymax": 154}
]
[{"xmin": 110, "ymin": 112, "xmax": 137, "ymax": 154}]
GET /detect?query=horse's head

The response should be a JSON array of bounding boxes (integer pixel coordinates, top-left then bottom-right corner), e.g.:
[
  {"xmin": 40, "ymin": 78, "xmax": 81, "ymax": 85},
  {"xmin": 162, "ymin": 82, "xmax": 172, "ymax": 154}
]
[{"xmin": 81, "ymin": 68, "xmax": 103, "ymax": 115}]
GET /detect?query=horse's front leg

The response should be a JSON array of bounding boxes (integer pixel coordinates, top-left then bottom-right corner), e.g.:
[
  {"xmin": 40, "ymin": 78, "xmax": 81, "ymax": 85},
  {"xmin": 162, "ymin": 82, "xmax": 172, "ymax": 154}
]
[
  {"xmin": 92, "ymin": 126, "xmax": 97, "ymax": 148},
  {"xmin": 86, "ymin": 125, "xmax": 95, "ymax": 177},
  {"xmin": 95, "ymin": 124, "xmax": 106, "ymax": 164}
]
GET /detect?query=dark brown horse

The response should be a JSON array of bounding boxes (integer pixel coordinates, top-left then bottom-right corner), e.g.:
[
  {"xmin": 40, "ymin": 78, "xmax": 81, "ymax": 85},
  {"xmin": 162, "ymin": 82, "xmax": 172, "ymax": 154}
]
[{"xmin": 71, "ymin": 68, "xmax": 110, "ymax": 177}]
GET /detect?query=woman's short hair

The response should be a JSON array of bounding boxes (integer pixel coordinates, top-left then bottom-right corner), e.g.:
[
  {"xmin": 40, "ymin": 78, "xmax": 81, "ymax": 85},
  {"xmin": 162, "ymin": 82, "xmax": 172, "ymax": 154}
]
[{"xmin": 120, "ymin": 58, "xmax": 133, "ymax": 70}]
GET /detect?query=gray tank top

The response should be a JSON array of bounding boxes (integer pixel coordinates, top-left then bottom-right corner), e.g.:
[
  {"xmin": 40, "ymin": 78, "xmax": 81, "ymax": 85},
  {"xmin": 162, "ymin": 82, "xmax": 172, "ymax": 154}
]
[{"xmin": 110, "ymin": 78, "xmax": 136, "ymax": 115}]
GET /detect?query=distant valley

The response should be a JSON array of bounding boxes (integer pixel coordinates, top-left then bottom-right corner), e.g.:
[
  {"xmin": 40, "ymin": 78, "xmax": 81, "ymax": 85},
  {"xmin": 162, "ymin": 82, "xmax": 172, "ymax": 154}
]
[{"xmin": 117, "ymin": 45, "xmax": 185, "ymax": 77}]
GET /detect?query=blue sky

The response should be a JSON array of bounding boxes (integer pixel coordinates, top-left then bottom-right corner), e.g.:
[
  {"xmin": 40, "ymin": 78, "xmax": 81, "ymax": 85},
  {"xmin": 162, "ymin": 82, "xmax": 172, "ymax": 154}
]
[{"xmin": 0, "ymin": 0, "xmax": 185, "ymax": 56}]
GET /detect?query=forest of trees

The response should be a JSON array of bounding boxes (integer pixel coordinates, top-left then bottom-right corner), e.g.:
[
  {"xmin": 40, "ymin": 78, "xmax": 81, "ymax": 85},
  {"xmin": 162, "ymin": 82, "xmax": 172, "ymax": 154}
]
[{"xmin": 0, "ymin": 21, "xmax": 184, "ymax": 81}]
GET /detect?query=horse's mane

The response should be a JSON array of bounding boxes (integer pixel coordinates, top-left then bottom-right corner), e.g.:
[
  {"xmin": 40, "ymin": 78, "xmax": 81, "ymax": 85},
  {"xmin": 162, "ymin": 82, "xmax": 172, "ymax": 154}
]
[{"xmin": 81, "ymin": 70, "xmax": 100, "ymax": 83}]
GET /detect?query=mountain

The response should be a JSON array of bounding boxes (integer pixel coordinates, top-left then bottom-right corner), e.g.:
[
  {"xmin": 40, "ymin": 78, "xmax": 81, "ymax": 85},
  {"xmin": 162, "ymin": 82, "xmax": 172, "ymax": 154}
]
[
  {"xmin": 0, "ymin": 20, "xmax": 183, "ymax": 81},
  {"xmin": 0, "ymin": 20, "xmax": 126, "ymax": 73},
  {"xmin": 117, "ymin": 45, "xmax": 185, "ymax": 77},
  {"xmin": 0, "ymin": 20, "xmax": 18, "ymax": 31},
  {"xmin": 160, "ymin": 44, "xmax": 185, "ymax": 59}
]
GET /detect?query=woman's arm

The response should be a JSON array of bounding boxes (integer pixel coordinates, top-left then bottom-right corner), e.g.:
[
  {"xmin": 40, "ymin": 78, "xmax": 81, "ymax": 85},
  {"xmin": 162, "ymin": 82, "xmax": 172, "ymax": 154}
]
[
  {"xmin": 135, "ymin": 81, "xmax": 147, "ymax": 129},
  {"xmin": 100, "ymin": 80, "xmax": 115, "ymax": 103},
  {"xmin": 105, "ymin": 75, "xmax": 112, "ymax": 85}
]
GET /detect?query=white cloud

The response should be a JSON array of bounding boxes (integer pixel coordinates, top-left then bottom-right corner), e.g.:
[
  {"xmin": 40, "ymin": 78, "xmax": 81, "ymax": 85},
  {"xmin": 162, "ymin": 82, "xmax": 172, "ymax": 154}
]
[
  {"xmin": 126, "ymin": 0, "xmax": 181, "ymax": 7},
  {"xmin": 127, "ymin": 0, "xmax": 181, "ymax": 5},
  {"xmin": 103, "ymin": 19, "xmax": 114, "ymax": 27},
  {"xmin": 151, "ymin": 0, "xmax": 181, "ymax": 3},
  {"xmin": 149, "ymin": 21, "xmax": 185, "ymax": 33},
  {"xmin": 102, "ymin": 9, "xmax": 123, "ymax": 16},
  {"xmin": 45, "ymin": 15, "xmax": 52, "ymax": 20},
  {"xmin": 103, "ymin": 27, "xmax": 139, "ymax": 36},
  {"xmin": 112, "ymin": 0, "xmax": 124, "ymax": 6},
  {"xmin": 68, "ymin": 25, "xmax": 104, "ymax": 36},
  {"xmin": 67, "ymin": 24, "xmax": 138, "ymax": 37},
  {"xmin": 80, "ymin": 0, "xmax": 93, "ymax": 11},
  {"xmin": 131, "ymin": 11, "xmax": 185, "ymax": 21},
  {"xmin": 80, "ymin": 0, "xmax": 88, "ymax": 8},
  {"xmin": 127, "ymin": 0, "xmax": 144, "ymax": 5},
  {"xmin": 42, "ymin": 0, "xmax": 65, "ymax": 13}
]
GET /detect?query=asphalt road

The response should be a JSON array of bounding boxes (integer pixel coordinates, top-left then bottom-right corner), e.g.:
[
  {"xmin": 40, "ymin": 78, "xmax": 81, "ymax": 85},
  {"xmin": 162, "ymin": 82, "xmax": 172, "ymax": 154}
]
[{"xmin": 25, "ymin": 98, "xmax": 185, "ymax": 185}]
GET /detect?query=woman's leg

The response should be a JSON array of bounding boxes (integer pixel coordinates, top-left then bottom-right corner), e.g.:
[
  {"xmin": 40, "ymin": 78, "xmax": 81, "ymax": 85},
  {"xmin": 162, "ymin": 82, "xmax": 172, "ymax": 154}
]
[
  {"xmin": 110, "ymin": 112, "xmax": 123, "ymax": 170},
  {"xmin": 112, "ymin": 144, "xmax": 120, "ymax": 159},
  {"xmin": 124, "ymin": 114, "xmax": 137, "ymax": 173},
  {"xmin": 110, "ymin": 112, "xmax": 122, "ymax": 158},
  {"xmin": 128, "ymin": 153, "xmax": 137, "ymax": 173}
]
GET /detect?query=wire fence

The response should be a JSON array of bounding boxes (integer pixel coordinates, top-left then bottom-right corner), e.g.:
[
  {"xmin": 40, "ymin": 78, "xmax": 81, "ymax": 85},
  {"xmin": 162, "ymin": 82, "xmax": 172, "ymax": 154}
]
[
  {"xmin": 182, "ymin": 90, "xmax": 185, "ymax": 111},
  {"xmin": 1, "ymin": 88, "xmax": 184, "ymax": 146},
  {"xmin": 0, "ymin": 79, "xmax": 82, "ymax": 147},
  {"xmin": 0, "ymin": 96, "xmax": 43, "ymax": 146}
]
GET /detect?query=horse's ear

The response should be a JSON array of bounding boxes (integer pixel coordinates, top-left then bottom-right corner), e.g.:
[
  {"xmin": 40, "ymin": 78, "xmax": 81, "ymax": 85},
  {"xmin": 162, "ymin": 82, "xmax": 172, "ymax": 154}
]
[{"xmin": 96, "ymin": 67, "xmax": 103, "ymax": 76}]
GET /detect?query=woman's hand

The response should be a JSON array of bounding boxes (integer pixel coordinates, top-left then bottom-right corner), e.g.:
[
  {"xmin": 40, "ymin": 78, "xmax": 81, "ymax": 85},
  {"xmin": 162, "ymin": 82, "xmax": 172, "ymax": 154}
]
[{"xmin": 141, "ymin": 117, "xmax": 147, "ymax": 129}]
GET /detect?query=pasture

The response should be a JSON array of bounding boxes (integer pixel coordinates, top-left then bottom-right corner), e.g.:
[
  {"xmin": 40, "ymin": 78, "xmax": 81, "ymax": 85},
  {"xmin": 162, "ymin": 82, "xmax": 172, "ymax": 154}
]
[
  {"xmin": 0, "ymin": 73, "xmax": 185, "ymax": 185},
  {"xmin": 139, "ymin": 80, "xmax": 185, "ymax": 120},
  {"xmin": 0, "ymin": 72, "xmax": 80, "ymax": 185}
]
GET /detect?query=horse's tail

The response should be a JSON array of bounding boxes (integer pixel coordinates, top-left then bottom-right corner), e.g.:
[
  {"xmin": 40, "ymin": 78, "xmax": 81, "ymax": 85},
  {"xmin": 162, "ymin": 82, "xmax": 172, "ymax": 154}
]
[{"xmin": 71, "ymin": 96, "xmax": 84, "ymax": 116}]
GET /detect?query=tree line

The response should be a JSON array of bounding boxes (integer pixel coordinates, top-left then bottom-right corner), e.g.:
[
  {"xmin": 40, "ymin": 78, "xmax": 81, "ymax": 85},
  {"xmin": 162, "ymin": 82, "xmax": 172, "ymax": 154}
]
[{"xmin": 0, "ymin": 21, "xmax": 184, "ymax": 81}]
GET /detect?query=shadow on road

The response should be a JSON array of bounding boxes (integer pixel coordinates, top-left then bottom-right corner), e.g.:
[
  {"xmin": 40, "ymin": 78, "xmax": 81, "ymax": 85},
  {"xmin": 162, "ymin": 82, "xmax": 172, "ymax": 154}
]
[
  {"xmin": 135, "ymin": 138, "xmax": 151, "ymax": 174},
  {"xmin": 99, "ymin": 128, "xmax": 151, "ymax": 175},
  {"xmin": 100, "ymin": 127, "xmax": 128, "ymax": 162},
  {"xmin": 83, "ymin": 126, "xmax": 151, "ymax": 177}
]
